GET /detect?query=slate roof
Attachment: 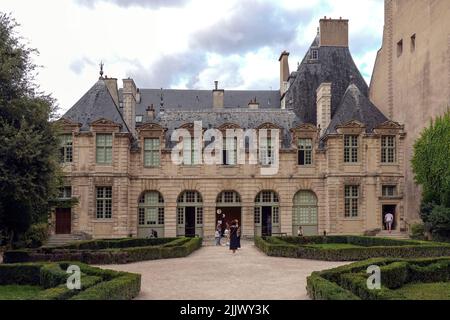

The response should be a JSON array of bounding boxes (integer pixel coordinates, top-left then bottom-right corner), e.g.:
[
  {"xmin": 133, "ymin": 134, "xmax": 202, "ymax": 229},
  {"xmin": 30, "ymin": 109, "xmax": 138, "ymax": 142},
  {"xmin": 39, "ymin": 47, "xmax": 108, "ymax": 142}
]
[
  {"xmin": 285, "ymin": 34, "xmax": 369, "ymax": 125},
  {"xmin": 120, "ymin": 89, "xmax": 281, "ymax": 117},
  {"xmin": 62, "ymin": 80, "xmax": 129, "ymax": 132},
  {"xmin": 156, "ymin": 109, "xmax": 299, "ymax": 148},
  {"xmin": 326, "ymin": 83, "xmax": 388, "ymax": 134}
]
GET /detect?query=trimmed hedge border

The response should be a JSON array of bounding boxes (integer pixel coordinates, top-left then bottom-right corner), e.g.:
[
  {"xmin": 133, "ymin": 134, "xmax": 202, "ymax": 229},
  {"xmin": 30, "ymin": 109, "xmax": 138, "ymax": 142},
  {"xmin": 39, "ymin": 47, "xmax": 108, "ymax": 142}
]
[
  {"xmin": 255, "ymin": 236, "xmax": 450, "ymax": 261},
  {"xmin": 307, "ymin": 257, "xmax": 450, "ymax": 300},
  {"xmin": 3, "ymin": 237, "xmax": 202, "ymax": 265},
  {"xmin": 0, "ymin": 261, "xmax": 141, "ymax": 300}
]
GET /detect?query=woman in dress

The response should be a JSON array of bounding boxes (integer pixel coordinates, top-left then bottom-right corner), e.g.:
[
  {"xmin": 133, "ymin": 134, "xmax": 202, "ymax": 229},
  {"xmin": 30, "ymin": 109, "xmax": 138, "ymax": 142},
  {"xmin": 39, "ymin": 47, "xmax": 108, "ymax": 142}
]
[{"xmin": 229, "ymin": 220, "xmax": 239, "ymax": 254}]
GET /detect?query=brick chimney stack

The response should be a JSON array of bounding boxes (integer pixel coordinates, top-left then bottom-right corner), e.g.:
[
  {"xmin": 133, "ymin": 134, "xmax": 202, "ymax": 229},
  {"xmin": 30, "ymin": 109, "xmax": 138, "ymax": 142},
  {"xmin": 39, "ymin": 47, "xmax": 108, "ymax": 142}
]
[
  {"xmin": 279, "ymin": 51, "xmax": 290, "ymax": 96},
  {"xmin": 122, "ymin": 78, "xmax": 137, "ymax": 135},
  {"xmin": 213, "ymin": 81, "xmax": 224, "ymax": 109},
  {"xmin": 316, "ymin": 82, "xmax": 332, "ymax": 136},
  {"xmin": 319, "ymin": 17, "xmax": 349, "ymax": 47}
]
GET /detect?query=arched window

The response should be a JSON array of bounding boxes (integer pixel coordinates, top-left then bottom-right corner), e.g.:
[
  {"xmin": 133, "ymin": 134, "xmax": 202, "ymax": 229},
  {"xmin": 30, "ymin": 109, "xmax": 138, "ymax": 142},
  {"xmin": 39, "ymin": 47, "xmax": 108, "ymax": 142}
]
[
  {"xmin": 293, "ymin": 191, "xmax": 318, "ymax": 236},
  {"xmin": 216, "ymin": 191, "xmax": 241, "ymax": 205},
  {"xmin": 254, "ymin": 190, "xmax": 280, "ymax": 236}
]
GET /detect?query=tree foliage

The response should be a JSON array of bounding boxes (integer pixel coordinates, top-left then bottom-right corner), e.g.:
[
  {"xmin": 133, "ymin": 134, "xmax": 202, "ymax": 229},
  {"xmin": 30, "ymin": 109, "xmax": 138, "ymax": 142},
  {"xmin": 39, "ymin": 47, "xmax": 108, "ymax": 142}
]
[
  {"xmin": 412, "ymin": 111, "xmax": 450, "ymax": 240},
  {"xmin": 0, "ymin": 13, "xmax": 60, "ymax": 244}
]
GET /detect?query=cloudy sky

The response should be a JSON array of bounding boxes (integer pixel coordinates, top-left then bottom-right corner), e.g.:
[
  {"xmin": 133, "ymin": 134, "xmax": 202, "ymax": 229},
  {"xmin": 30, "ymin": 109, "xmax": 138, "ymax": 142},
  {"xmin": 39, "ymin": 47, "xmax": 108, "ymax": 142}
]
[{"xmin": 1, "ymin": 0, "xmax": 384, "ymax": 114}]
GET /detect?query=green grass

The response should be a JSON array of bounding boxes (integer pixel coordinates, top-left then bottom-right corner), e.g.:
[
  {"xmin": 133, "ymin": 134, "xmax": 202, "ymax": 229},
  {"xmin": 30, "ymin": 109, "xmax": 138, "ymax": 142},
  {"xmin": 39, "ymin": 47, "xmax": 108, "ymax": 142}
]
[
  {"xmin": 304, "ymin": 243, "xmax": 363, "ymax": 249},
  {"xmin": 0, "ymin": 285, "xmax": 44, "ymax": 300},
  {"xmin": 394, "ymin": 282, "xmax": 450, "ymax": 300}
]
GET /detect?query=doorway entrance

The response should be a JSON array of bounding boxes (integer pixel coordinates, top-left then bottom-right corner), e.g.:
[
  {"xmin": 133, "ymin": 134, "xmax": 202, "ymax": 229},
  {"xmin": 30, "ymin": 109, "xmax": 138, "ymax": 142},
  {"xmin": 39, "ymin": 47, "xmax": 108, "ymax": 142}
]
[
  {"xmin": 216, "ymin": 191, "xmax": 242, "ymax": 236},
  {"xmin": 382, "ymin": 205, "xmax": 397, "ymax": 230},
  {"xmin": 55, "ymin": 208, "xmax": 71, "ymax": 234},
  {"xmin": 254, "ymin": 191, "xmax": 280, "ymax": 236},
  {"xmin": 261, "ymin": 206, "xmax": 272, "ymax": 236},
  {"xmin": 177, "ymin": 191, "xmax": 203, "ymax": 237},
  {"xmin": 185, "ymin": 207, "xmax": 196, "ymax": 237}
]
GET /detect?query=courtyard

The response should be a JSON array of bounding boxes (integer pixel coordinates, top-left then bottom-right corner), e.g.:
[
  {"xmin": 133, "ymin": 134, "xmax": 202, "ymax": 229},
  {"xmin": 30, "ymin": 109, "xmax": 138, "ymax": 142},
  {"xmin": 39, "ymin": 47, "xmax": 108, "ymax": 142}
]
[{"xmin": 100, "ymin": 240, "xmax": 348, "ymax": 300}]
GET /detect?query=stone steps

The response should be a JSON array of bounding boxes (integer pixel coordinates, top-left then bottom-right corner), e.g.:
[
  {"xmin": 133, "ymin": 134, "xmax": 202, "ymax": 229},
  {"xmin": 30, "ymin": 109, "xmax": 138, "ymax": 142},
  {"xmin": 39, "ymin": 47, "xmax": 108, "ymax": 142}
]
[
  {"xmin": 44, "ymin": 234, "xmax": 85, "ymax": 247},
  {"xmin": 376, "ymin": 231, "xmax": 410, "ymax": 239}
]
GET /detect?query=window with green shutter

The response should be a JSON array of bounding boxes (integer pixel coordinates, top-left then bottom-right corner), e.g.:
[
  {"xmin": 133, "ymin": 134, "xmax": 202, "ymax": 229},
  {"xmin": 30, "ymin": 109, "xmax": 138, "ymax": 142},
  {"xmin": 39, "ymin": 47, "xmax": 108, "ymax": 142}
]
[
  {"xmin": 96, "ymin": 134, "xmax": 113, "ymax": 164},
  {"xmin": 59, "ymin": 134, "xmax": 73, "ymax": 163},
  {"xmin": 144, "ymin": 138, "xmax": 160, "ymax": 166},
  {"xmin": 96, "ymin": 187, "xmax": 112, "ymax": 219}
]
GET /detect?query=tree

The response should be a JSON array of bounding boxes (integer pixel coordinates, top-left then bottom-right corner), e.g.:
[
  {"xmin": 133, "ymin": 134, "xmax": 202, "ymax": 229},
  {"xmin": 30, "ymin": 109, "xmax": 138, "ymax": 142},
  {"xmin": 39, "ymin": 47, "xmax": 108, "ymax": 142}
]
[
  {"xmin": 0, "ymin": 13, "xmax": 60, "ymax": 245},
  {"xmin": 412, "ymin": 110, "xmax": 450, "ymax": 240}
]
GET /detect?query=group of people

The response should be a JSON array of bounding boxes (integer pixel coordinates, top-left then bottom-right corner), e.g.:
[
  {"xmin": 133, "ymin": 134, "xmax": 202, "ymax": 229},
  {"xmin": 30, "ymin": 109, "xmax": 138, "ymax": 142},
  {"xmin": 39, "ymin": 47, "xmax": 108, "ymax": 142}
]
[{"xmin": 215, "ymin": 219, "xmax": 241, "ymax": 253}]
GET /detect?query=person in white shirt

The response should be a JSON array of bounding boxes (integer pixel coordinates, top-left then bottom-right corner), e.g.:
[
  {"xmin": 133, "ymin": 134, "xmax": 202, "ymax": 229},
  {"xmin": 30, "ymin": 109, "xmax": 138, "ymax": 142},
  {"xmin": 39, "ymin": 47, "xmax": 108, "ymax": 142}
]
[{"xmin": 384, "ymin": 212, "xmax": 394, "ymax": 233}]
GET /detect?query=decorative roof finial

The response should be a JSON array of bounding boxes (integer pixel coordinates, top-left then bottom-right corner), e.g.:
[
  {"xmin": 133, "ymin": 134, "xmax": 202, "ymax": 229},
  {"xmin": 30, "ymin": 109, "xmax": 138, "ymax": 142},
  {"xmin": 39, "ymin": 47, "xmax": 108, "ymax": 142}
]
[{"xmin": 99, "ymin": 61, "xmax": 104, "ymax": 79}]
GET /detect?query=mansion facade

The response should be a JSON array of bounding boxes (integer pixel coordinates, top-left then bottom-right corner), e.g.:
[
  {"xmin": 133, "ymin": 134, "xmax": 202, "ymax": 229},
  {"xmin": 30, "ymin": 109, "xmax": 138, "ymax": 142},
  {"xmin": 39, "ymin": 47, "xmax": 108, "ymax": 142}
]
[{"xmin": 55, "ymin": 18, "xmax": 406, "ymax": 240}]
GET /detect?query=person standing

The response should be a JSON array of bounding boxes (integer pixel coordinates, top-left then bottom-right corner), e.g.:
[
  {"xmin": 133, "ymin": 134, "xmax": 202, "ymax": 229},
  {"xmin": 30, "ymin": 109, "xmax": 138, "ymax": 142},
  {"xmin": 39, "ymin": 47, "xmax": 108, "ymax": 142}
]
[
  {"xmin": 215, "ymin": 222, "xmax": 222, "ymax": 246},
  {"xmin": 297, "ymin": 226, "xmax": 303, "ymax": 237},
  {"xmin": 236, "ymin": 219, "xmax": 241, "ymax": 249},
  {"xmin": 229, "ymin": 220, "xmax": 239, "ymax": 254},
  {"xmin": 384, "ymin": 212, "xmax": 394, "ymax": 233},
  {"xmin": 224, "ymin": 223, "xmax": 230, "ymax": 246}
]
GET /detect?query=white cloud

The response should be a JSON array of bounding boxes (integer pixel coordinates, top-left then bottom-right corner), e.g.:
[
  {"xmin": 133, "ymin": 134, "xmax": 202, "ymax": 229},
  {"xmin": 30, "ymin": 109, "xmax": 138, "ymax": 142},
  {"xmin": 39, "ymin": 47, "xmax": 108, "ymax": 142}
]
[{"xmin": 0, "ymin": 0, "xmax": 384, "ymax": 114}]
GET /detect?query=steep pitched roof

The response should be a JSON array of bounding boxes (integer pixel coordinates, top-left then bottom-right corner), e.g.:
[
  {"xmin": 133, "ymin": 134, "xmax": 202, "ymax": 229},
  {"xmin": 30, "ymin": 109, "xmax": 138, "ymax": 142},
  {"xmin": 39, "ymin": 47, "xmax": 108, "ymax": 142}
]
[
  {"xmin": 62, "ymin": 80, "xmax": 129, "ymax": 132},
  {"xmin": 285, "ymin": 34, "xmax": 369, "ymax": 125},
  {"xmin": 326, "ymin": 83, "xmax": 388, "ymax": 134}
]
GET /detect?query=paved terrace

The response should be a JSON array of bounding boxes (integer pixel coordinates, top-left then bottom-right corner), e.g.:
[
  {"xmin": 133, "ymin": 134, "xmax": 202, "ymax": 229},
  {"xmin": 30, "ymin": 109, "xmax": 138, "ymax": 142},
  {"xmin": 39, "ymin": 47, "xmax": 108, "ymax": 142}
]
[{"xmin": 100, "ymin": 240, "xmax": 349, "ymax": 300}]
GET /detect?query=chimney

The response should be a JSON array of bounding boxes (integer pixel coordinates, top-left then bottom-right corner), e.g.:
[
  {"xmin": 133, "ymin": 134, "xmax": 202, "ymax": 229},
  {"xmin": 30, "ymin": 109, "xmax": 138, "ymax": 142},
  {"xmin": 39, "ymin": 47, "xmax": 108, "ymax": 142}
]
[
  {"xmin": 213, "ymin": 81, "xmax": 224, "ymax": 109},
  {"xmin": 319, "ymin": 17, "xmax": 349, "ymax": 47},
  {"xmin": 279, "ymin": 51, "xmax": 290, "ymax": 96},
  {"xmin": 136, "ymin": 88, "xmax": 141, "ymax": 104},
  {"xmin": 146, "ymin": 105, "xmax": 155, "ymax": 121},
  {"xmin": 122, "ymin": 78, "xmax": 137, "ymax": 135},
  {"xmin": 248, "ymin": 97, "xmax": 259, "ymax": 110},
  {"xmin": 104, "ymin": 77, "xmax": 119, "ymax": 107},
  {"xmin": 316, "ymin": 82, "xmax": 332, "ymax": 136}
]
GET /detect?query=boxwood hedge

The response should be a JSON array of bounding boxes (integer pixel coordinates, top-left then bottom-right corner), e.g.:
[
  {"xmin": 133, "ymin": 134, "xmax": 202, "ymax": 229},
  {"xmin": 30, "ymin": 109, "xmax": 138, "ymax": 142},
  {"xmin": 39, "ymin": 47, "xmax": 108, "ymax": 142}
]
[
  {"xmin": 255, "ymin": 235, "xmax": 450, "ymax": 261},
  {"xmin": 0, "ymin": 261, "xmax": 141, "ymax": 300},
  {"xmin": 3, "ymin": 237, "xmax": 202, "ymax": 265},
  {"xmin": 307, "ymin": 257, "xmax": 450, "ymax": 300}
]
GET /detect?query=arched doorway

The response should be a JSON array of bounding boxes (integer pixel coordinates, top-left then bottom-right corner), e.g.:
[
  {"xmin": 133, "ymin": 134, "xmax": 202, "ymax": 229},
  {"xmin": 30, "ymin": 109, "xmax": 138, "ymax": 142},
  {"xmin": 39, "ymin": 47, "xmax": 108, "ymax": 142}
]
[
  {"xmin": 138, "ymin": 191, "xmax": 165, "ymax": 238},
  {"xmin": 216, "ymin": 191, "xmax": 242, "ymax": 234},
  {"xmin": 177, "ymin": 190, "xmax": 203, "ymax": 237},
  {"xmin": 254, "ymin": 191, "xmax": 280, "ymax": 236},
  {"xmin": 293, "ymin": 191, "xmax": 318, "ymax": 236}
]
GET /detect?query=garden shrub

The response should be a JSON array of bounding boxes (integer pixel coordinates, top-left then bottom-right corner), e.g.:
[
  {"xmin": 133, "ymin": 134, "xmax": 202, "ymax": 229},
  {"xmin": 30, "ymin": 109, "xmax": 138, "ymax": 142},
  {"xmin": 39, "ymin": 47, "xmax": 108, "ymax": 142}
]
[
  {"xmin": 306, "ymin": 272, "xmax": 360, "ymax": 300},
  {"xmin": 21, "ymin": 223, "xmax": 49, "ymax": 248},
  {"xmin": 254, "ymin": 236, "xmax": 450, "ymax": 261},
  {"xmin": 0, "ymin": 263, "xmax": 43, "ymax": 285},
  {"xmin": 380, "ymin": 261, "xmax": 409, "ymax": 289},
  {"xmin": 410, "ymin": 223, "xmax": 427, "ymax": 240},
  {"xmin": 40, "ymin": 263, "xmax": 68, "ymax": 288},
  {"xmin": 3, "ymin": 237, "xmax": 202, "ymax": 264}
]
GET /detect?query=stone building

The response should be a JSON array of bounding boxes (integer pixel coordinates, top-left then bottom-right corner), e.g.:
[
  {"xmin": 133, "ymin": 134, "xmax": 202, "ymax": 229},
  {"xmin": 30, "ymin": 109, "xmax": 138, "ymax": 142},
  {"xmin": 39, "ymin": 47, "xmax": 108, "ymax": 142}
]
[
  {"xmin": 55, "ymin": 18, "xmax": 406, "ymax": 240},
  {"xmin": 370, "ymin": 0, "xmax": 450, "ymax": 224}
]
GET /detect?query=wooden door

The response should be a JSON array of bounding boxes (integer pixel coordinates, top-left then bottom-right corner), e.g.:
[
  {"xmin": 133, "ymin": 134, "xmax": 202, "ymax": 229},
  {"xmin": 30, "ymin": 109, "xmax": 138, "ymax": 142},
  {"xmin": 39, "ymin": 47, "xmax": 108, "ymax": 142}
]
[{"xmin": 55, "ymin": 208, "xmax": 71, "ymax": 234}]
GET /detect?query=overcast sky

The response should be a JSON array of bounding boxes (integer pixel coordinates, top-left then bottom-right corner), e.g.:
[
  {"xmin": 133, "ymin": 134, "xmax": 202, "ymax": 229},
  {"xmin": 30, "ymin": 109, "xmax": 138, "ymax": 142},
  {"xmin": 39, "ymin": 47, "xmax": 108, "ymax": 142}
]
[{"xmin": 1, "ymin": 0, "xmax": 384, "ymax": 114}]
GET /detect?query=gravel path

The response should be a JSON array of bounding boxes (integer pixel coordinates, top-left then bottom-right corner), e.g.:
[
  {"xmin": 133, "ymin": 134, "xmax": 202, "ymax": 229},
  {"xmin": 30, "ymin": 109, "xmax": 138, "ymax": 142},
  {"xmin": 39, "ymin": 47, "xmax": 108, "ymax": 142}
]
[{"xmin": 99, "ymin": 241, "xmax": 349, "ymax": 300}]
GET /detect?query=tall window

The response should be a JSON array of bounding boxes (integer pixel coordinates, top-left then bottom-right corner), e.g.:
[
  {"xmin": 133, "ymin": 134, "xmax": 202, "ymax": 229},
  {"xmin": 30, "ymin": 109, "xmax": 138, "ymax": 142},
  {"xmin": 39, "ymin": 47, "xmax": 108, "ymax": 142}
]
[
  {"xmin": 298, "ymin": 138, "xmax": 312, "ymax": 165},
  {"xmin": 59, "ymin": 134, "xmax": 73, "ymax": 163},
  {"xmin": 96, "ymin": 134, "xmax": 113, "ymax": 164},
  {"xmin": 96, "ymin": 187, "xmax": 112, "ymax": 219},
  {"xmin": 344, "ymin": 185, "xmax": 359, "ymax": 218},
  {"xmin": 381, "ymin": 136, "xmax": 396, "ymax": 163},
  {"xmin": 260, "ymin": 137, "xmax": 275, "ymax": 165},
  {"xmin": 222, "ymin": 137, "xmax": 238, "ymax": 165},
  {"xmin": 138, "ymin": 191, "xmax": 164, "ymax": 226},
  {"xmin": 183, "ymin": 137, "xmax": 199, "ymax": 165},
  {"xmin": 344, "ymin": 135, "xmax": 358, "ymax": 163},
  {"xmin": 144, "ymin": 138, "xmax": 160, "ymax": 167}
]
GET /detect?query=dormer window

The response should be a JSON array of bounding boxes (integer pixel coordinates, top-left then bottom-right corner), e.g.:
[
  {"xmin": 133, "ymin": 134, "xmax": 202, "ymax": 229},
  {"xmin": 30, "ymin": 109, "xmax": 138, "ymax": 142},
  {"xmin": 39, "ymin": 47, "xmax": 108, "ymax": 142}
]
[
  {"xmin": 136, "ymin": 115, "xmax": 143, "ymax": 123},
  {"xmin": 311, "ymin": 49, "xmax": 319, "ymax": 60}
]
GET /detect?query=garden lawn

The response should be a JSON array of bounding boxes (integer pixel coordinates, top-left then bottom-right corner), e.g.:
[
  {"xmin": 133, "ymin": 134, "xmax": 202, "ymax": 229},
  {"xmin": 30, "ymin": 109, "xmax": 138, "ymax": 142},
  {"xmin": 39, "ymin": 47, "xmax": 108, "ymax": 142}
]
[
  {"xmin": 0, "ymin": 285, "xmax": 45, "ymax": 300},
  {"xmin": 394, "ymin": 282, "xmax": 450, "ymax": 300}
]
